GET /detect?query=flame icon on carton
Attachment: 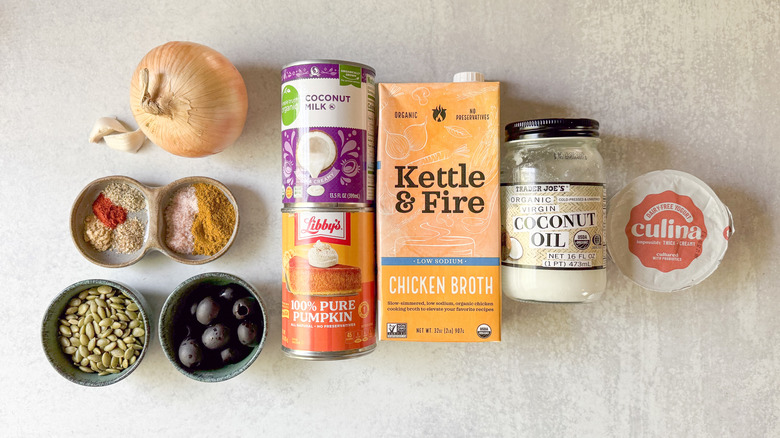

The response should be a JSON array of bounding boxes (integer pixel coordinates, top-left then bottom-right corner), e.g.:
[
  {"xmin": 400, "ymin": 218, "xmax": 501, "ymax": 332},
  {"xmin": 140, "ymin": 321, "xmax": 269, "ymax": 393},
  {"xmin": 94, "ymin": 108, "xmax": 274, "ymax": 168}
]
[{"xmin": 432, "ymin": 105, "xmax": 446, "ymax": 122}]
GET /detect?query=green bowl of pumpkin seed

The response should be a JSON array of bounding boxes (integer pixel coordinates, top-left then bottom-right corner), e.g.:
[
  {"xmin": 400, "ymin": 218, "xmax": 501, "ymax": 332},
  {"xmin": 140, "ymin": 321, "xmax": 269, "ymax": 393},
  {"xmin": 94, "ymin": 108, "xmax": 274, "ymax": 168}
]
[{"xmin": 41, "ymin": 279, "xmax": 152, "ymax": 386}]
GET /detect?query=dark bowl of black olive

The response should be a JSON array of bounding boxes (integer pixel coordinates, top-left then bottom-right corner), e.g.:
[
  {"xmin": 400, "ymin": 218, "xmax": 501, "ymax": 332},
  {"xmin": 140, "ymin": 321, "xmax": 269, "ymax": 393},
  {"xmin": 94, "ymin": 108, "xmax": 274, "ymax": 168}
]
[{"xmin": 159, "ymin": 272, "xmax": 267, "ymax": 382}]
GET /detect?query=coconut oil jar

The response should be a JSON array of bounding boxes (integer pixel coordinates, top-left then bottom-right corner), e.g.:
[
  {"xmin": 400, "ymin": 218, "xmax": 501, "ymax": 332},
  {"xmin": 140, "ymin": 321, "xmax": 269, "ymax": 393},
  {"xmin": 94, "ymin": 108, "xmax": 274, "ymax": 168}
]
[{"xmin": 500, "ymin": 119, "xmax": 606, "ymax": 303}]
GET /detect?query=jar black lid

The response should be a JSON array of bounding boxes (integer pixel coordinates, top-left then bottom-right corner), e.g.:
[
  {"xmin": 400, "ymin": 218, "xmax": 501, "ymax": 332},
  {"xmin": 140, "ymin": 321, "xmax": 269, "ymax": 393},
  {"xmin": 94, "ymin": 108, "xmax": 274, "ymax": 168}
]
[{"xmin": 505, "ymin": 118, "xmax": 599, "ymax": 141}]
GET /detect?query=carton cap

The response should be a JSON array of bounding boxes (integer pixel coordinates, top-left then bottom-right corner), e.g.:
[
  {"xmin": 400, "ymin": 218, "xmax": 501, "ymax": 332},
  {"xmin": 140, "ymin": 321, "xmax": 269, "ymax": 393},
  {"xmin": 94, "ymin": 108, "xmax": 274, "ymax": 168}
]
[{"xmin": 453, "ymin": 72, "xmax": 484, "ymax": 82}]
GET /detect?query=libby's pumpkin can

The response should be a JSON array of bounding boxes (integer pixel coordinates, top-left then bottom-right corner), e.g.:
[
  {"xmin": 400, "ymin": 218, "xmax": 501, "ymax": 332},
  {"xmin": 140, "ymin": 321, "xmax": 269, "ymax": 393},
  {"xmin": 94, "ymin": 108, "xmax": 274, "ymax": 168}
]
[{"xmin": 281, "ymin": 206, "xmax": 376, "ymax": 359}]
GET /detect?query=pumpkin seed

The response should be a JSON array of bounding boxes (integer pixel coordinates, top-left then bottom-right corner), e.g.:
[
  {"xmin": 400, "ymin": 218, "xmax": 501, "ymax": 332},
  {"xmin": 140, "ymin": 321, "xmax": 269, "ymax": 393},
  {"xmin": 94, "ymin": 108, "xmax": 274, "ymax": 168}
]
[
  {"xmin": 114, "ymin": 329, "xmax": 124, "ymax": 337},
  {"xmin": 106, "ymin": 368, "xmax": 120, "ymax": 374},
  {"xmin": 130, "ymin": 344, "xmax": 143, "ymax": 351},
  {"xmin": 111, "ymin": 321, "xmax": 121, "ymax": 330},
  {"xmin": 123, "ymin": 348, "xmax": 134, "ymax": 360},
  {"xmin": 78, "ymin": 345, "xmax": 89, "ymax": 358},
  {"xmin": 86, "ymin": 295, "xmax": 97, "ymax": 301},
  {"xmin": 128, "ymin": 320, "xmax": 140, "ymax": 329},
  {"xmin": 78, "ymin": 366, "xmax": 93, "ymax": 373},
  {"xmin": 78, "ymin": 290, "xmax": 89, "ymax": 299},
  {"xmin": 59, "ymin": 337, "xmax": 70, "ymax": 347},
  {"xmin": 69, "ymin": 336, "xmax": 81, "ymax": 346},
  {"xmin": 110, "ymin": 349, "xmax": 124, "ymax": 358},
  {"xmin": 87, "ymin": 337, "xmax": 97, "ymax": 351},
  {"xmin": 96, "ymin": 285, "xmax": 111, "ymax": 294},
  {"xmin": 104, "ymin": 341, "xmax": 117, "ymax": 351},
  {"xmin": 123, "ymin": 336, "xmax": 135, "ymax": 344},
  {"xmin": 117, "ymin": 340, "xmax": 127, "ymax": 350},
  {"xmin": 98, "ymin": 318, "xmax": 112, "ymax": 327},
  {"xmin": 111, "ymin": 356, "xmax": 120, "ymax": 368},
  {"xmin": 63, "ymin": 346, "xmax": 77, "ymax": 355},
  {"xmin": 126, "ymin": 302, "xmax": 139, "ymax": 312},
  {"xmin": 97, "ymin": 306, "xmax": 106, "ymax": 319},
  {"xmin": 88, "ymin": 354, "xmax": 101, "ymax": 363},
  {"xmin": 59, "ymin": 325, "xmax": 72, "ymax": 337},
  {"xmin": 98, "ymin": 328, "xmax": 111, "ymax": 339},
  {"xmin": 77, "ymin": 303, "xmax": 89, "ymax": 315},
  {"xmin": 84, "ymin": 313, "xmax": 94, "ymax": 325},
  {"xmin": 117, "ymin": 313, "xmax": 129, "ymax": 322},
  {"xmin": 132, "ymin": 328, "xmax": 145, "ymax": 337},
  {"xmin": 108, "ymin": 334, "xmax": 118, "ymax": 341},
  {"xmin": 98, "ymin": 371, "xmax": 109, "ymax": 376},
  {"xmin": 80, "ymin": 358, "xmax": 90, "ymax": 367},
  {"xmin": 96, "ymin": 339, "xmax": 109, "ymax": 348},
  {"xmin": 129, "ymin": 355, "xmax": 137, "ymax": 365},
  {"xmin": 65, "ymin": 306, "xmax": 78, "ymax": 315},
  {"xmin": 85, "ymin": 324, "xmax": 95, "ymax": 339},
  {"xmin": 79, "ymin": 334, "xmax": 89, "ymax": 346}
]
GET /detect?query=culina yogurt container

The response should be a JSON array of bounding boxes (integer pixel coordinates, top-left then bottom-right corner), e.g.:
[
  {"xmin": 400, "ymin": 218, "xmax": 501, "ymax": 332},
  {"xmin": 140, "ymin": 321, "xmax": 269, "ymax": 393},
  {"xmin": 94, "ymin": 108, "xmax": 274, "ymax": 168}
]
[{"xmin": 281, "ymin": 60, "xmax": 376, "ymax": 207}]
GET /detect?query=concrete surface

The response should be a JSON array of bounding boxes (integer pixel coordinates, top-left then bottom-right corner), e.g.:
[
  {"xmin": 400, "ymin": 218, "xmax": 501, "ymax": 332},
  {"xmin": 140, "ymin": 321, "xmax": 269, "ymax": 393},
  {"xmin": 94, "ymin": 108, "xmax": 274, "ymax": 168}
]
[{"xmin": 1, "ymin": 1, "xmax": 778, "ymax": 436}]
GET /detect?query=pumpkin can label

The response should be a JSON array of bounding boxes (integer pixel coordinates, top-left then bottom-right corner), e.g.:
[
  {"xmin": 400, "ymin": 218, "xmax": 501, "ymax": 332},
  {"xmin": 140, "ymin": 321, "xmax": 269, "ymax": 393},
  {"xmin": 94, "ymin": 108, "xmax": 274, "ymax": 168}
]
[{"xmin": 281, "ymin": 209, "xmax": 376, "ymax": 355}]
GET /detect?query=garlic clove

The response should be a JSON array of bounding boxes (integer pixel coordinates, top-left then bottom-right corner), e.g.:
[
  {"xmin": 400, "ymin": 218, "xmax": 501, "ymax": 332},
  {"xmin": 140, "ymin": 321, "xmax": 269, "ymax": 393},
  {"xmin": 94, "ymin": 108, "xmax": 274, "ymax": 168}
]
[
  {"xmin": 89, "ymin": 117, "xmax": 130, "ymax": 143},
  {"xmin": 102, "ymin": 129, "xmax": 147, "ymax": 153}
]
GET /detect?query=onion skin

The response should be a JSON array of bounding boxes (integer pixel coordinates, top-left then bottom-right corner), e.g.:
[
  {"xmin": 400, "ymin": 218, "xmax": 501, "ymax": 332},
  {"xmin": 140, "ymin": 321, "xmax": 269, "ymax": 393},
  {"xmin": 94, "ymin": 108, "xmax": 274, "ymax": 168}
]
[{"xmin": 130, "ymin": 41, "xmax": 248, "ymax": 157}]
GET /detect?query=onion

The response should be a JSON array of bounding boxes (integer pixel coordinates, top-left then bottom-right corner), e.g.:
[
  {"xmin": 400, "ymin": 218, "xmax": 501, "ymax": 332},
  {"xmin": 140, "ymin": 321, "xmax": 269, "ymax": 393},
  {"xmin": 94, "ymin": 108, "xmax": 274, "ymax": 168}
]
[{"xmin": 129, "ymin": 41, "xmax": 248, "ymax": 157}]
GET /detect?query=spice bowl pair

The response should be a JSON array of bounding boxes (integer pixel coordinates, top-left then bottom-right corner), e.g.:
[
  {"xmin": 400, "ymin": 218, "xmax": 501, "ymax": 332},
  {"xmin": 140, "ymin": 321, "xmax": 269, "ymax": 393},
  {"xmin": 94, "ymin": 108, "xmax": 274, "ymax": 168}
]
[
  {"xmin": 41, "ymin": 279, "xmax": 152, "ymax": 386},
  {"xmin": 70, "ymin": 175, "xmax": 240, "ymax": 268}
]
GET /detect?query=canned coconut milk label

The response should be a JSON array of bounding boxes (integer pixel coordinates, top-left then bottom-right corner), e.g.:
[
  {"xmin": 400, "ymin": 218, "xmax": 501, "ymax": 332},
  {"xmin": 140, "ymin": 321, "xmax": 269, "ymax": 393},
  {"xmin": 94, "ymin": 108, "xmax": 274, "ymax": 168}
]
[
  {"xmin": 281, "ymin": 60, "xmax": 376, "ymax": 205},
  {"xmin": 281, "ymin": 209, "xmax": 376, "ymax": 355},
  {"xmin": 501, "ymin": 183, "xmax": 606, "ymax": 270}
]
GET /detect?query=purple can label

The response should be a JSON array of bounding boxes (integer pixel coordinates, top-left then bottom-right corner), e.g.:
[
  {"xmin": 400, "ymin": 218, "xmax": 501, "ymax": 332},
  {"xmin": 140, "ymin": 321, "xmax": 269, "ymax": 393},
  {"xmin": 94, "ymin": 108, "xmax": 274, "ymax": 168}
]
[{"xmin": 281, "ymin": 61, "xmax": 376, "ymax": 204}]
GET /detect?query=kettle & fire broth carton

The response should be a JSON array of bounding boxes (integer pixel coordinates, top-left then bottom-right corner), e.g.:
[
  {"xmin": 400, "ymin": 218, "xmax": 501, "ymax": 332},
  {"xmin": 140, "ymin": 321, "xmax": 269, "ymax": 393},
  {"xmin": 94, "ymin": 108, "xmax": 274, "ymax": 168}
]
[{"xmin": 377, "ymin": 74, "xmax": 501, "ymax": 342}]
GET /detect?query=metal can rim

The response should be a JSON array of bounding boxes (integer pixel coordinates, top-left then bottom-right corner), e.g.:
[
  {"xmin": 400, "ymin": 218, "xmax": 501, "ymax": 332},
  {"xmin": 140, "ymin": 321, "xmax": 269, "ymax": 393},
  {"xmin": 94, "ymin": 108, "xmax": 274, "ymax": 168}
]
[
  {"xmin": 282, "ymin": 344, "xmax": 376, "ymax": 360},
  {"xmin": 282, "ymin": 59, "xmax": 376, "ymax": 75},
  {"xmin": 281, "ymin": 205, "xmax": 374, "ymax": 213}
]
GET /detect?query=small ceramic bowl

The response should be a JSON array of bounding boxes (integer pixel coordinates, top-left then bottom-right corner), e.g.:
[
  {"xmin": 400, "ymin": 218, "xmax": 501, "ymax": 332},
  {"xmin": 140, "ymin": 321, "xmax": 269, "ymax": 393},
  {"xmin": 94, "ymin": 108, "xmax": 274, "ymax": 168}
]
[
  {"xmin": 71, "ymin": 175, "xmax": 239, "ymax": 268},
  {"xmin": 156, "ymin": 177, "xmax": 240, "ymax": 265},
  {"xmin": 41, "ymin": 279, "xmax": 152, "ymax": 387},
  {"xmin": 159, "ymin": 272, "xmax": 266, "ymax": 382},
  {"xmin": 70, "ymin": 176, "xmax": 151, "ymax": 268}
]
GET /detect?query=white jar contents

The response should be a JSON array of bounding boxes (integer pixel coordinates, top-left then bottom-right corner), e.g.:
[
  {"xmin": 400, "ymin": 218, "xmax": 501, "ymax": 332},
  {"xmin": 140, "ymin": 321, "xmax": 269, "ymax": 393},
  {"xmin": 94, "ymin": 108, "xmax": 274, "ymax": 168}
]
[{"xmin": 500, "ymin": 119, "xmax": 606, "ymax": 303}]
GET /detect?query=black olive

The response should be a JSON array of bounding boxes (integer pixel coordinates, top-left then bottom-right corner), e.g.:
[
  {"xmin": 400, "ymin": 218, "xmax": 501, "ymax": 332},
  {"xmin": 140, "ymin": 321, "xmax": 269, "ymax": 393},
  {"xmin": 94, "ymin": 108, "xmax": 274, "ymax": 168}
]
[
  {"xmin": 201, "ymin": 323, "xmax": 231, "ymax": 350},
  {"xmin": 219, "ymin": 286, "xmax": 238, "ymax": 303},
  {"xmin": 220, "ymin": 347, "xmax": 240, "ymax": 364},
  {"xmin": 232, "ymin": 297, "xmax": 257, "ymax": 320},
  {"xmin": 237, "ymin": 321, "xmax": 260, "ymax": 346},
  {"xmin": 178, "ymin": 338, "xmax": 203, "ymax": 368},
  {"xmin": 196, "ymin": 296, "xmax": 221, "ymax": 326}
]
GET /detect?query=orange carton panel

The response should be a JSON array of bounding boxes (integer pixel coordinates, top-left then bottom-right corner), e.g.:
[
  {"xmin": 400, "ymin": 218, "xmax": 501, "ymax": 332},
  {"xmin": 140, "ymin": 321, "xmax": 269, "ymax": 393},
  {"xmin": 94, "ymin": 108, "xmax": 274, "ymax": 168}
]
[{"xmin": 377, "ymin": 81, "xmax": 501, "ymax": 342}]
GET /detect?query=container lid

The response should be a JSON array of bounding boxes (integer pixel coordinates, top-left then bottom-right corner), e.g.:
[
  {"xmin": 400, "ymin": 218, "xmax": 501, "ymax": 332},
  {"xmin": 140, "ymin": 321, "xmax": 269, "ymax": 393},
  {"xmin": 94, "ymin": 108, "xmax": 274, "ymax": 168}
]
[
  {"xmin": 607, "ymin": 170, "xmax": 734, "ymax": 292},
  {"xmin": 453, "ymin": 71, "xmax": 484, "ymax": 82},
  {"xmin": 505, "ymin": 118, "xmax": 599, "ymax": 141}
]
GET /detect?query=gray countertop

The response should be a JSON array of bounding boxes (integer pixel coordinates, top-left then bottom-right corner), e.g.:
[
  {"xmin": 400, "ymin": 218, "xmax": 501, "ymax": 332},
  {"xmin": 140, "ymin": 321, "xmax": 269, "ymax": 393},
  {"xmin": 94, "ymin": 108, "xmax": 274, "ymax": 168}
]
[{"xmin": 2, "ymin": 1, "xmax": 778, "ymax": 436}]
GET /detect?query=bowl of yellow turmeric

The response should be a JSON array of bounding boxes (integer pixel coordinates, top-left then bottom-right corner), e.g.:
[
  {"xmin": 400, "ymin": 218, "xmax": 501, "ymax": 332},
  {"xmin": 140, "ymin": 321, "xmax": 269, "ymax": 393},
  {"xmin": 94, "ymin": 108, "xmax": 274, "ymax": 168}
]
[{"xmin": 157, "ymin": 176, "xmax": 240, "ymax": 265}]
